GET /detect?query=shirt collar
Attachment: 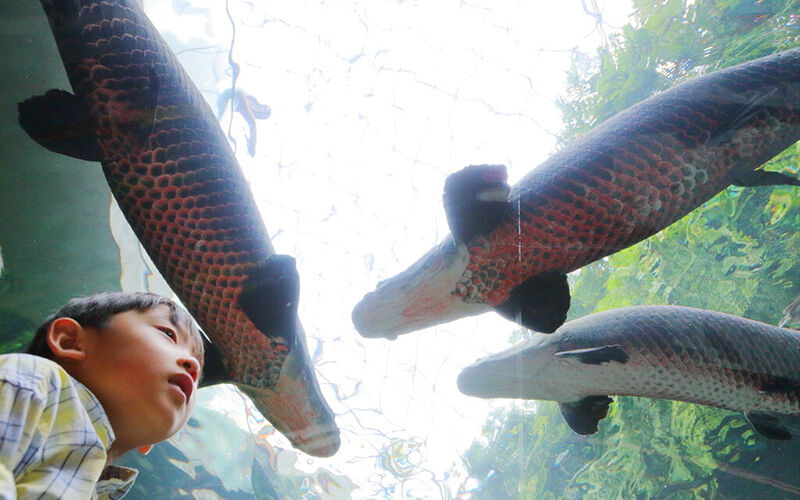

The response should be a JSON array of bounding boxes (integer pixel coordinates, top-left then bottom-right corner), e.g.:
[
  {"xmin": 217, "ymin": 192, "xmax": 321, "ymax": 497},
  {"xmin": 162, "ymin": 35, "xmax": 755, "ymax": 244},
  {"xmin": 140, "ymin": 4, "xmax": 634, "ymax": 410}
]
[{"xmin": 96, "ymin": 466, "xmax": 139, "ymax": 500}]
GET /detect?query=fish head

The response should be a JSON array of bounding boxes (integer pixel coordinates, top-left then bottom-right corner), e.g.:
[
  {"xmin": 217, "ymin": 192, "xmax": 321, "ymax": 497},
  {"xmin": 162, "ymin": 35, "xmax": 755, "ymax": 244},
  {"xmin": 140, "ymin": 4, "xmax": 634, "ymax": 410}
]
[
  {"xmin": 352, "ymin": 236, "xmax": 491, "ymax": 339},
  {"xmin": 457, "ymin": 334, "xmax": 564, "ymax": 400},
  {"xmin": 231, "ymin": 255, "xmax": 340, "ymax": 457},
  {"xmin": 237, "ymin": 345, "xmax": 341, "ymax": 457}
]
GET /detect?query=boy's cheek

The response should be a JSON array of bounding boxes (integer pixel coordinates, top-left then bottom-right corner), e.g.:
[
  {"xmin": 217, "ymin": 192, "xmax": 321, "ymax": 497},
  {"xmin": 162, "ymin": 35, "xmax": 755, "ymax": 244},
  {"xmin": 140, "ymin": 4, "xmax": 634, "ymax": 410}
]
[{"xmin": 187, "ymin": 392, "xmax": 198, "ymax": 413}]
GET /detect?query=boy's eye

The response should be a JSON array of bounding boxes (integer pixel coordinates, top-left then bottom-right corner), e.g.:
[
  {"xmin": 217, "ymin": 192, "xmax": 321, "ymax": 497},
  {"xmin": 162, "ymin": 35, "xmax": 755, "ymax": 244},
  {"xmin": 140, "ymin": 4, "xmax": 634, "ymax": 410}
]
[{"xmin": 157, "ymin": 326, "xmax": 176, "ymax": 340}]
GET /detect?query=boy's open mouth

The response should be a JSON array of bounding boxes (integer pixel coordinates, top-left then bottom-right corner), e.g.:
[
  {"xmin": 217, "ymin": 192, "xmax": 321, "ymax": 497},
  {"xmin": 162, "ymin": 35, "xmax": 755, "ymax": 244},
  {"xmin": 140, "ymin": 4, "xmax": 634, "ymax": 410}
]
[{"xmin": 168, "ymin": 373, "xmax": 194, "ymax": 402}]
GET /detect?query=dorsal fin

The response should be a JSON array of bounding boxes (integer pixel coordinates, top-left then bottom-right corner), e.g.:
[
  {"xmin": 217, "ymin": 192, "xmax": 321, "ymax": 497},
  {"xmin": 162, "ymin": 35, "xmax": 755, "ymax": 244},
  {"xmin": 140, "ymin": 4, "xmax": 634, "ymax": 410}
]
[{"xmin": 443, "ymin": 164, "xmax": 511, "ymax": 243}]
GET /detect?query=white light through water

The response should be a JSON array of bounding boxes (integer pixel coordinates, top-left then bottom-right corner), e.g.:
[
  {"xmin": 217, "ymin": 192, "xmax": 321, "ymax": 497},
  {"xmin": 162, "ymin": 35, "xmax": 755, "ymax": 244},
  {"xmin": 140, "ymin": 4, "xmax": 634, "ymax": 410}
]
[{"xmin": 139, "ymin": 0, "xmax": 632, "ymax": 497}]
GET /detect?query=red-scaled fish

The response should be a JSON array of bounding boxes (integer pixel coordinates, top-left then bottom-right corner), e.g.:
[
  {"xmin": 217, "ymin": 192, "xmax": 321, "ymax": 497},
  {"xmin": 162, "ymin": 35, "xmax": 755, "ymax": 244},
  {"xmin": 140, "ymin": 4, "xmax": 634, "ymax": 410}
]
[
  {"xmin": 18, "ymin": 0, "xmax": 339, "ymax": 456},
  {"xmin": 353, "ymin": 48, "xmax": 800, "ymax": 339},
  {"xmin": 458, "ymin": 305, "xmax": 800, "ymax": 440}
]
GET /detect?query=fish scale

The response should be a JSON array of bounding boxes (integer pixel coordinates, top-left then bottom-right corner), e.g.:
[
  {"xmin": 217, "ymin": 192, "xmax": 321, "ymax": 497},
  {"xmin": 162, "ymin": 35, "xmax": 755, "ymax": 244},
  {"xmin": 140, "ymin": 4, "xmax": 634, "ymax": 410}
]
[
  {"xmin": 465, "ymin": 51, "xmax": 800, "ymax": 307},
  {"xmin": 21, "ymin": 0, "xmax": 339, "ymax": 456},
  {"xmin": 557, "ymin": 308, "xmax": 800, "ymax": 412}
]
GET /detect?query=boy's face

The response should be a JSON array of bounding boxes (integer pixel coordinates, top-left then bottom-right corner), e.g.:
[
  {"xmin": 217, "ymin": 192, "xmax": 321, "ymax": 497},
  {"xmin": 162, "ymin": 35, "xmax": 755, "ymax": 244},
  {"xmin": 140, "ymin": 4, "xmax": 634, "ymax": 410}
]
[{"xmin": 77, "ymin": 305, "xmax": 201, "ymax": 449}]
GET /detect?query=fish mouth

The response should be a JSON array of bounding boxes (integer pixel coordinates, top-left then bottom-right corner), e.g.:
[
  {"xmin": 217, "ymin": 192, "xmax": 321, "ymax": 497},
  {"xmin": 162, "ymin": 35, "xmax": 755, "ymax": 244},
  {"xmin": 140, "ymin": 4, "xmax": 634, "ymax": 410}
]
[
  {"xmin": 284, "ymin": 428, "xmax": 341, "ymax": 458},
  {"xmin": 456, "ymin": 362, "xmax": 494, "ymax": 398},
  {"xmin": 352, "ymin": 237, "xmax": 490, "ymax": 339},
  {"xmin": 457, "ymin": 355, "xmax": 522, "ymax": 399},
  {"xmin": 169, "ymin": 373, "xmax": 195, "ymax": 402},
  {"xmin": 457, "ymin": 336, "xmax": 549, "ymax": 399}
]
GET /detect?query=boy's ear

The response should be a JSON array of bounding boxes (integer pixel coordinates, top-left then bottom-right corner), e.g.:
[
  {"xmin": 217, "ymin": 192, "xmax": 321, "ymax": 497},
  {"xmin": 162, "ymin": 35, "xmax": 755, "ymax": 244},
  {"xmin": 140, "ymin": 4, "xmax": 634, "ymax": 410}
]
[{"xmin": 47, "ymin": 318, "xmax": 88, "ymax": 362}]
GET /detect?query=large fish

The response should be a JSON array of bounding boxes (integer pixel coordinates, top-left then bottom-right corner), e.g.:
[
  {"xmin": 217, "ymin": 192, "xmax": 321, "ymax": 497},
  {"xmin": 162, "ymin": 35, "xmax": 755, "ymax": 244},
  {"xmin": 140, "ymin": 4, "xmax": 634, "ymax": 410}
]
[
  {"xmin": 18, "ymin": 0, "xmax": 339, "ymax": 456},
  {"xmin": 353, "ymin": 48, "xmax": 800, "ymax": 339},
  {"xmin": 457, "ymin": 305, "xmax": 800, "ymax": 440}
]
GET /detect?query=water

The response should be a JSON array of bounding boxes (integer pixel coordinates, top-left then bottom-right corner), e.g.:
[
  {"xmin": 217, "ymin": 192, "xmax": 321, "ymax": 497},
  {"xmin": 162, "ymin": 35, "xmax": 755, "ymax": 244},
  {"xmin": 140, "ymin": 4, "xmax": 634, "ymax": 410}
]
[{"xmin": 1, "ymin": 0, "xmax": 799, "ymax": 498}]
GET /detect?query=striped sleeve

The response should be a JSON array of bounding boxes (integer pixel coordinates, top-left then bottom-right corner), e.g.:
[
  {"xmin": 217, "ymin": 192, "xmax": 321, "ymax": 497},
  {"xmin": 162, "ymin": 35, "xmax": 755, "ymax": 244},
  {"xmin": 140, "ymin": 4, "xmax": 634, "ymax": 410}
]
[
  {"xmin": 0, "ymin": 354, "xmax": 107, "ymax": 499},
  {"xmin": 0, "ymin": 461, "xmax": 16, "ymax": 500}
]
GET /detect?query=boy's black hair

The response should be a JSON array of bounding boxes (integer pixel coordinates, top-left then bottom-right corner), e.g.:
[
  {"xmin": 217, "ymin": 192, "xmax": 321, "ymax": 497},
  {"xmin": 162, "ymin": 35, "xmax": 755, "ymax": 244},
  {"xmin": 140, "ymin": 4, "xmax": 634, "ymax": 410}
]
[{"xmin": 27, "ymin": 292, "xmax": 205, "ymax": 368}]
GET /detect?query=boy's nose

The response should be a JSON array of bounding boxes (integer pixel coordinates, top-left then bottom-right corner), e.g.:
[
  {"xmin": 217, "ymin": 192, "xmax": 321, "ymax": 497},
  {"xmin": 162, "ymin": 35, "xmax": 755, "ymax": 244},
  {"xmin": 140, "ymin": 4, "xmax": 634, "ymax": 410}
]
[{"xmin": 179, "ymin": 356, "xmax": 200, "ymax": 383}]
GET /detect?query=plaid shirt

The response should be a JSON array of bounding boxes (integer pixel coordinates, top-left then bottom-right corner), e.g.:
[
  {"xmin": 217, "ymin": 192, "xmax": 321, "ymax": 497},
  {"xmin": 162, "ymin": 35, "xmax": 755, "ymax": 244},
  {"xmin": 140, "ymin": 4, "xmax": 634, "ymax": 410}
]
[{"xmin": 0, "ymin": 354, "xmax": 137, "ymax": 499}]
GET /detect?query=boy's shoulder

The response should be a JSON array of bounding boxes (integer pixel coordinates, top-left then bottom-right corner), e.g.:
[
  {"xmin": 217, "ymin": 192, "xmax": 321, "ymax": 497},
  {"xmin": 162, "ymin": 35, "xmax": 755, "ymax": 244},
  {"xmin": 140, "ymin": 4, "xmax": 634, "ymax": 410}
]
[
  {"xmin": 0, "ymin": 353, "xmax": 113, "ymax": 442},
  {"xmin": 0, "ymin": 352, "xmax": 71, "ymax": 395}
]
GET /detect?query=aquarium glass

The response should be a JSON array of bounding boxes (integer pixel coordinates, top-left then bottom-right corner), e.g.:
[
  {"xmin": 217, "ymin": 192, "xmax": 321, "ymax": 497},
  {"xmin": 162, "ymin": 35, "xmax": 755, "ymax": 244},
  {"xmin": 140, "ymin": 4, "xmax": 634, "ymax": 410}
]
[{"xmin": 1, "ymin": 0, "xmax": 799, "ymax": 498}]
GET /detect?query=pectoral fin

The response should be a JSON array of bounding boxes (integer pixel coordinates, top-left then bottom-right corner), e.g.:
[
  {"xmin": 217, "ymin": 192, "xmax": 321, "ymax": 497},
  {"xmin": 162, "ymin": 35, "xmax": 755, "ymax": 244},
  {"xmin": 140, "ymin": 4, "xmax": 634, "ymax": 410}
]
[
  {"xmin": 559, "ymin": 395, "xmax": 613, "ymax": 435},
  {"xmin": 18, "ymin": 89, "xmax": 103, "ymax": 161},
  {"xmin": 494, "ymin": 272, "xmax": 570, "ymax": 333},
  {"xmin": 758, "ymin": 375, "xmax": 800, "ymax": 394},
  {"xmin": 238, "ymin": 254, "xmax": 299, "ymax": 345},
  {"xmin": 709, "ymin": 89, "xmax": 800, "ymax": 188},
  {"xmin": 555, "ymin": 345, "xmax": 629, "ymax": 365},
  {"xmin": 731, "ymin": 169, "xmax": 800, "ymax": 187},
  {"xmin": 743, "ymin": 411, "xmax": 792, "ymax": 440}
]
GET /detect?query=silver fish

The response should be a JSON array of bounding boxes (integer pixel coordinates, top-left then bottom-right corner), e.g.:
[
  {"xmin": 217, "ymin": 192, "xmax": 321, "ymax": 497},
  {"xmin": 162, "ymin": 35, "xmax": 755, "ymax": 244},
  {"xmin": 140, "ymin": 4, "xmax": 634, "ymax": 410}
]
[{"xmin": 458, "ymin": 305, "xmax": 800, "ymax": 440}]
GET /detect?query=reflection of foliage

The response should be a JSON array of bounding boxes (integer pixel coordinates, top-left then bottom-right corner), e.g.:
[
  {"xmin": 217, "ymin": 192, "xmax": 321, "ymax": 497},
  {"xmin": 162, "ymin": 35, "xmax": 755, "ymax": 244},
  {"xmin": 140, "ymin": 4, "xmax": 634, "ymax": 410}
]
[
  {"xmin": 0, "ymin": 253, "xmax": 38, "ymax": 354},
  {"xmin": 376, "ymin": 437, "xmax": 425, "ymax": 479},
  {"xmin": 463, "ymin": 0, "xmax": 800, "ymax": 498},
  {"xmin": 117, "ymin": 439, "xmax": 254, "ymax": 500},
  {"xmin": 559, "ymin": 0, "xmax": 800, "ymax": 146},
  {"xmin": 120, "ymin": 388, "xmax": 357, "ymax": 499},
  {"xmin": 372, "ymin": 437, "xmax": 453, "ymax": 499},
  {"xmin": 465, "ymin": 400, "xmax": 800, "ymax": 498},
  {"xmin": 217, "ymin": 88, "xmax": 272, "ymax": 157}
]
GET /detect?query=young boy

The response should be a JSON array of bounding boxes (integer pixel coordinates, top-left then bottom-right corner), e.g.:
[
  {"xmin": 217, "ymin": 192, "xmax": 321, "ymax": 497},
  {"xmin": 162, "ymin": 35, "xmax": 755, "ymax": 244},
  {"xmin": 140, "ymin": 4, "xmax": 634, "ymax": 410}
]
[{"xmin": 0, "ymin": 292, "xmax": 204, "ymax": 499}]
